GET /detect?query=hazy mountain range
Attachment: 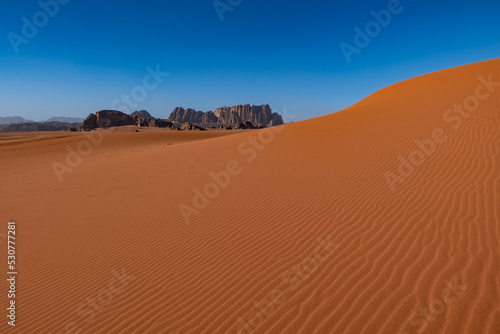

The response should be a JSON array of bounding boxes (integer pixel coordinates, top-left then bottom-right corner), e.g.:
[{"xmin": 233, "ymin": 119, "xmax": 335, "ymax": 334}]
[
  {"xmin": 0, "ymin": 116, "xmax": 84, "ymax": 125},
  {"xmin": 0, "ymin": 116, "xmax": 34, "ymax": 124},
  {"xmin": 0, "ymin": 121, "xmax": 81, "ymax": 132}
]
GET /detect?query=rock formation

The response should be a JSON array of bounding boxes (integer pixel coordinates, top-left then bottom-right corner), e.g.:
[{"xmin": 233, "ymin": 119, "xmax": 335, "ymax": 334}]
[
  {"xmin": 130, "ymin": 110, "xmax": 154, "ymax": 119},
  {"xmin": 167, "ymin": 104, "xmax": 283, "ymax": 127},
  {"xmin": 81, "ymin": 113, "xmax": 98, "ymax": 129},
  {"xmin": 147, "ymin": 118, "xmax": 178, "ymax": 129},
  {"xmin": 180, "ymin": 122, "xmax": 205, "ymax": 131},
  {"xmin": 234, "ymin": 121, "xmax": 257, "ymax": 130},
  {"xmin": 214, "ymin": 104, "xmax": 281, "ymax": 126},
  {"xmin": 168, "ymin": 108, "xmax": 218, "ymax": 125},
  {"xmin": 78, "ymin": 110, "xmax": 130, "ymax": 130},
  {"xmin": 73, "ymin": 104, "xmax": 282, "ymax": 132},
  {"xmin": 77, "ymin": 110, "xmax": 178, "ymax": 131}
]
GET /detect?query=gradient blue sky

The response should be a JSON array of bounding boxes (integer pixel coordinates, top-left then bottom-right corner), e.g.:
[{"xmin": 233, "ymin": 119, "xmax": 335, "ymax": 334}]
[{"xmin": 1, "ymin": 0, "xmax": 499, "ymax": 121}]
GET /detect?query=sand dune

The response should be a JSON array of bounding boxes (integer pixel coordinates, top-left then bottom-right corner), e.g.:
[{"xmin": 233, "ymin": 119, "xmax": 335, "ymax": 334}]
[{"xmin": 1, "ymin": 59, "xmax": 499, "ymax": 333}]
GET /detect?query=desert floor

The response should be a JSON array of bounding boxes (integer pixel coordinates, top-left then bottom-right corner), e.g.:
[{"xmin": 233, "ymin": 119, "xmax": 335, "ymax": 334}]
[{"xmin": 0, "ymin": 59, "xmax": 499, "ymax": 333}]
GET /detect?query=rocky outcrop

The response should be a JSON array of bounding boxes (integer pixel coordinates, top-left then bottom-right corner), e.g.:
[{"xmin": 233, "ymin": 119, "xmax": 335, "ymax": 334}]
[
  {"xmin": 180, "ymin": 122, "xmax": 205, "ymax": 131},
  {"xmin": 96, "ymin": 110, "xmax": 135, "ymax": 128},
  {"xmin": 134, "ymin": 117, "xmax": 179, "ymax": 130},
  {"xmin": 167, "ymin": 104, "xmax": 283, "ymax": 127},
  {"xmin": 167, "ymin": 108, "xmax": 218, "ymax": 124},
  {"xmin": 148, "ymin": 118, "xmax": 178, "ymax": 129},
  {"xmin": 214, "ymin": 104, "xmax": 278, "ymax": 126},
  {"xmin": 268, "ymin": 112, "xmax": 284, "ymax": 127},
  {"xmin": 134, "ymin": 116, "xmax": 151, "ymax": 127},
  {"xmin": 130, "ymin": 110, "xmax": 154, "ymax": 119},
  {"xmin": 234, "ymin": 121, "xmax": 257, "ymax": 130},
  {"xmin": 81, "ymin": 113, "xmax": 98, "ymax": 129},
  {"xmin": 77, "ymin": 110, "xmax": 179, "ymax": 131},
  {"xmin": 79, "ymin": 110, "xmax": 133, "ymax": 130}
]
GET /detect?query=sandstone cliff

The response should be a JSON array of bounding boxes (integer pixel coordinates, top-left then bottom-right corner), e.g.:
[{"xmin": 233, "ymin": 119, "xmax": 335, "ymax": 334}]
[
  {"xmin": 168, "ymin": 108, "xmax": 219, "ymax": 125},
  {"xmin": 168, "ymin": 104, "xmax": 283, "ymax": 127}
]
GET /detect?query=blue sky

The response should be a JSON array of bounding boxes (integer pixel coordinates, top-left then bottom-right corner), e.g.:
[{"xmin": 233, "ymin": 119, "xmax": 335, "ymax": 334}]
[{"xmin": 1, "ymin": 0, "xmax": 499, "ymax": 121}]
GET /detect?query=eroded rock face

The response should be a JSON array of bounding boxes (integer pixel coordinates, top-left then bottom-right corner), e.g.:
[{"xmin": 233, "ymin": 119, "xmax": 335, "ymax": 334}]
[
  {"xmin": 214, "ymin": 104, "xmax": 273, "ymax": 126},
  {"xmin": 130, "ymin": 110, "xmax": 154, "ymax": 119},
  {"xmin": 81, "ymin": 113, "xmax": 98, "ymax": 129},
  {"xmin": 168, "ymin": 108, "xmax": 204, "ymax": 124},
  {"xmin": 168, "ymin": 104, "xmax": 284, "ymax": 127},
  {"xmin": 268, "ymin": 112, "xmax": 284, "ymax": 127},
  {"xmin": 202, "ymin": 111, "xmax": 219, "ymax": 124},
  {"xmin": 96, "ymin": 110, "xmax": 135, "ymax": 128}
]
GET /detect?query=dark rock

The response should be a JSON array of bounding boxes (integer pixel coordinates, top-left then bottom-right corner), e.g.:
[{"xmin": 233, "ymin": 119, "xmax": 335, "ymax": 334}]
[
  {"xmin": 180, "ymin": 122, "xmax": 205, "ymax": 131},
  {"xmin": 244, "ymin": 121, "xmax": 256, "ymax": 129},
  {"xmin": 149, "ymin": 118, "xmax": 177, "ymax": 129},
  {"xmin": 233, "ymin": 121, "xmax": 257, "ymax": 130},
  {"xmin": 79, "ymin": 110, "xmax": 134, "ymax": 130},
  {"xmin": 133, "ymin": 116, "xmax": 150, "ymax": 127},
  {"xmin": 234, "ymin": 123, "xmax": 246, "ymax": 129},
  {"xmin": 81, "ymin": 113, "xmax": 98, "ymax": 129},
  {"xmin": 96, "ymin": 110, "xmax": 134, "ymax": 128}
]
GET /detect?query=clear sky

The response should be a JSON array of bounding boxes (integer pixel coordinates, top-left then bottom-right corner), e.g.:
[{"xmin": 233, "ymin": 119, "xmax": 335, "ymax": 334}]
[{"xmin": 1, "ymin": 0, "xmax": 499, "ymax": 121}]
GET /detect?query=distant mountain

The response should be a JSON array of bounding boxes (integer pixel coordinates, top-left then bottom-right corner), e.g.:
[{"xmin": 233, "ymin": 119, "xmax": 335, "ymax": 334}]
[
  {"xmin": 0, "ymin": 121, "xmax": 79, "ymax": 132},
  {"xmin": 0, "ymin": 116, "xmax": 33, "ymax": 124},
  {"xmin": 130, "ymin": 110, "xmax": 154, "ymax": 119},
  {"xmin": 44, "ymin": 116, "xmax": 84, "ymax": 123}
]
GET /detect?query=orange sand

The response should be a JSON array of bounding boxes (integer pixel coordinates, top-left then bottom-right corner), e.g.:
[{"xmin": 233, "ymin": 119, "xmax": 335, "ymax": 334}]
[{"xmin": 0, "ymin": 59, "xmax": 499, "ymax": 333}]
